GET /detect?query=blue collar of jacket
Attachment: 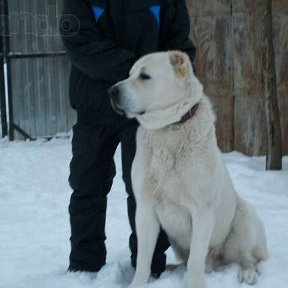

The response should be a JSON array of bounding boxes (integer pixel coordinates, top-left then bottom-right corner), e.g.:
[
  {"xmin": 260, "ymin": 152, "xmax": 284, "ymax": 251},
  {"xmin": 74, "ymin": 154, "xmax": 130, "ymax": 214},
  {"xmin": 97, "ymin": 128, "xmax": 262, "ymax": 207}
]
[{"xmin": 88, "ymin": 0, "xmax": 164, "ymax": 10}]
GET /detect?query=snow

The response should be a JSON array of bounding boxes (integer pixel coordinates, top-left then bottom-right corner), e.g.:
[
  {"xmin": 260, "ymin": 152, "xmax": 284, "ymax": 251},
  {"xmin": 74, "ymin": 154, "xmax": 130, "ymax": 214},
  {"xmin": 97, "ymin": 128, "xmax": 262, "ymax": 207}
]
[{"xmin": 0, "ymin": 138, "xmax": 287, "ymax": 288}]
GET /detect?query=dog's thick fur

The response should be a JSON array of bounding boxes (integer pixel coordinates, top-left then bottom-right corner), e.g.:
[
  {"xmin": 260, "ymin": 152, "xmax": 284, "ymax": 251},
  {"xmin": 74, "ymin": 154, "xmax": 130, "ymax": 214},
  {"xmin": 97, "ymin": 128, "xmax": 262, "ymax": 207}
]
[{"xmin": 110, "ymin": 51, "xmax": 268, "ymax": 288}]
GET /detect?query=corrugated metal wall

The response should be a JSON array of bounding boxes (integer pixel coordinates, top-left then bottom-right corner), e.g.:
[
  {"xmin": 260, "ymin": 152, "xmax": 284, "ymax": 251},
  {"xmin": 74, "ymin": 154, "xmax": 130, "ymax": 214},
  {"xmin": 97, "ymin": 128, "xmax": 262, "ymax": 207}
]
[
  {"xmin": 8, "ymin": 0, "xmax": 75, "ymax": 139},
  {"xmin": 187, "ymin": 0, "xmax": 288, "ymax": 155}
]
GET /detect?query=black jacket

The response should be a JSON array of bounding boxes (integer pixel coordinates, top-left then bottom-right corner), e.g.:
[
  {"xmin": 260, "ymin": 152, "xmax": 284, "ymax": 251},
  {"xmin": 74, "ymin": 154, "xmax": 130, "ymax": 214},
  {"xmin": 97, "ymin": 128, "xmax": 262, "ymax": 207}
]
[{"xmin": 60, "ymin": 0, "xmax": 196, "ymax": 110}]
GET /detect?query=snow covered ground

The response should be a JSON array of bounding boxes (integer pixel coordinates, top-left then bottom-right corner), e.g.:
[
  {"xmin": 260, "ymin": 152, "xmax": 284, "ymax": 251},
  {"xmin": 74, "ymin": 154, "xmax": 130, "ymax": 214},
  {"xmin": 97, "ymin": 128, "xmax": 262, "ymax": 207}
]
[{"xmin": 0, "ymin": 138, "xmax": 287, "ymax": 288}]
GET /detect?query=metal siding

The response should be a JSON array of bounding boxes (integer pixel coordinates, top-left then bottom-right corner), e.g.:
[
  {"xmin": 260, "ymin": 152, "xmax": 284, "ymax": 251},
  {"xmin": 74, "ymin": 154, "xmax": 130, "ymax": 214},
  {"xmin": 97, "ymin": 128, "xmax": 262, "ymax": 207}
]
[
  {"xmin": 8, "ymin": 0, "xmax": 75, "ymax": 139},
  {"xmin": 0, "ymin": 7, "xmax": 7, "ymax": 138},
  {"xmin": 9, "ymin": 0, "xmax": 65, "ymax": 54},
  {"xmin": 11, "ymin": 55, "xmax": 72, "ymax": 138}
]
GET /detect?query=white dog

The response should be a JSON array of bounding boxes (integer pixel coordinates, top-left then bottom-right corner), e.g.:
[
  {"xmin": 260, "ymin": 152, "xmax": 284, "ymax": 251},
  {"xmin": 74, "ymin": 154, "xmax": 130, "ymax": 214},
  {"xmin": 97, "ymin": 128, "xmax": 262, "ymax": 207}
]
[{"xmin": 110, "ymin": 51, "xmax": 268, "ymax": 288}]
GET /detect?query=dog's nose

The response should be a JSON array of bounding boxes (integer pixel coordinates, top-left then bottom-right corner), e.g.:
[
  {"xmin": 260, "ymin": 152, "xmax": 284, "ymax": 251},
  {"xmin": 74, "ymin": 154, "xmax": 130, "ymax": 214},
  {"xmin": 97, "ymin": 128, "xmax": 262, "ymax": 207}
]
[{"xmin": 109, "ymin": 85, "xmax": 120, "ymax": 102}]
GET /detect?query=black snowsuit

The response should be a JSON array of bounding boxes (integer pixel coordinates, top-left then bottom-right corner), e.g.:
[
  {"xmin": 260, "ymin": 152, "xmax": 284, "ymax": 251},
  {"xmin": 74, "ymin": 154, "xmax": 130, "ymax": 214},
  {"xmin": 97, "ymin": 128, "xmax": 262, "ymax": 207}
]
[{"xmin": 60, "ymin": 0, "xmax": 196, "ymax": 274}]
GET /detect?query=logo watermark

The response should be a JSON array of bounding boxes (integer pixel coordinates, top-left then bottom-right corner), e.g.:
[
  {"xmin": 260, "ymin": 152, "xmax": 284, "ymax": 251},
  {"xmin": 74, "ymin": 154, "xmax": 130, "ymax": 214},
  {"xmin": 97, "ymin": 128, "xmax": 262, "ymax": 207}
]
[{"xmin": 0, "ymin": 5, "xmax": 80, "ymax": 37}]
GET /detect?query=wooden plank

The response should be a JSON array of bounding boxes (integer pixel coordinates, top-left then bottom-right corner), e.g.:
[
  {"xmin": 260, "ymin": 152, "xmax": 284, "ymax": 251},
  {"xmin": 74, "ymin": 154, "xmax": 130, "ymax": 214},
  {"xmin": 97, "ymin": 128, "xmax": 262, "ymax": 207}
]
[
  {"xmin": 232, "ymin": 0, "xmax": 260, "ymax": 13},
  {"xmin": 232, "ymin": 5, "xmax": 267, "ymax": 155},
  {"xmin": 209, "ymin": 94, "xmax": 234, "ymax": 152},
  {"xmin": 273, "ymin": 14, "xmax": 288, "ymax": 154},
  {"xmin": 189, "ymin": 0, "xmax": 287, "ymax": 155},
  {"xmin": 190, "ymin": 13, "xmax": 234, "ymax": 151},
  {"xmin": 187, "ymin": 0, "xmax": 231, "ymax": 17},
  {"xmin": 273, "ymin": 0, "xmax": 288, "ymax": 13},
  {"xmin": 234, "ymin": 92, "xmax": 267, "ymax": 155},
  {"xmin": 233, "ymin": 0, "xmax": 287, "ymax": 155}
]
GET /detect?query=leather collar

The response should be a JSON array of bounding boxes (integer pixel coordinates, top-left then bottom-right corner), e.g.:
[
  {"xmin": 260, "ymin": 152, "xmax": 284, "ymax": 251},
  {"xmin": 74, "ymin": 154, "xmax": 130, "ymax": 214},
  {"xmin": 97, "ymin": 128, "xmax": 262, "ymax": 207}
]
[{"xmin": 177, "ymin": 103, "xmax": 199, "ymax": 124}]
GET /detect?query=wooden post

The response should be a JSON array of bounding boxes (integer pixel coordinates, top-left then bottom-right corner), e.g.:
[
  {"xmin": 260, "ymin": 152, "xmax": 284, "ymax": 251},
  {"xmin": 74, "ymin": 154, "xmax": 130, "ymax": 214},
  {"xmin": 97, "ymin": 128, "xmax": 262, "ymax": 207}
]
[{"xmin": 260, "ymin": 0, "xmax": 282, "ymax": 170}]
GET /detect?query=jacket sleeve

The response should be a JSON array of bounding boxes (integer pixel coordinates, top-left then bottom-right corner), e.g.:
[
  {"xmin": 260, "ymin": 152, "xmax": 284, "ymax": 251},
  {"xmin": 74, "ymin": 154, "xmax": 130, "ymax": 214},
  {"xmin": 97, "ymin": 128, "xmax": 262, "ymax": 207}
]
[
  {"xmin": 162, "ymin": 0, "xmax": 196, "ymax": 64},
  {"xmin": 60, "ymin": 0, "xmax": 135, "ymax": 83}
]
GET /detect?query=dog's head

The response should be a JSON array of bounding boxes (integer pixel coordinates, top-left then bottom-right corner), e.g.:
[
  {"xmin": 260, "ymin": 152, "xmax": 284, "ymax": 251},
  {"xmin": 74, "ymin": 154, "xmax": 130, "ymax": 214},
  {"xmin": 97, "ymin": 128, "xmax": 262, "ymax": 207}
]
[{"xmin": 110, "ymin": 51, "xmax": 203, "ymax": 129}]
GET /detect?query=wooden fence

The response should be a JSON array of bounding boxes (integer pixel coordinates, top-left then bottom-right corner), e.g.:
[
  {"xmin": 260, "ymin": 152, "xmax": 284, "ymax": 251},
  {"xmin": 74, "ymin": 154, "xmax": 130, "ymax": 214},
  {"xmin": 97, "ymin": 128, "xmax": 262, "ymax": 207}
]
[{"xmin": 187, "ymin": 0, "xmax": 288, "ymax": 155}]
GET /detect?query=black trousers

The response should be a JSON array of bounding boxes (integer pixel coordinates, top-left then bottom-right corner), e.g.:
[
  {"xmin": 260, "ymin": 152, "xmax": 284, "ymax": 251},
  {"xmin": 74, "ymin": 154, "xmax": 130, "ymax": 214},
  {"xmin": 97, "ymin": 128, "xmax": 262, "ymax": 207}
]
[{"xmin": 68, "ymin": 107, "xmax": 170, "ymax": 273}]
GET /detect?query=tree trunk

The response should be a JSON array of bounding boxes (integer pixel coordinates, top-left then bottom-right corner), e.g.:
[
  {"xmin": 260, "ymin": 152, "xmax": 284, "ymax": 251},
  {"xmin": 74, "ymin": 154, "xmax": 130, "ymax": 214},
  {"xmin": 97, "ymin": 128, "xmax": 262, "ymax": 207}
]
[{"xmin": 260, "ymin": 0, "xmax": 282, "ymax": 170}]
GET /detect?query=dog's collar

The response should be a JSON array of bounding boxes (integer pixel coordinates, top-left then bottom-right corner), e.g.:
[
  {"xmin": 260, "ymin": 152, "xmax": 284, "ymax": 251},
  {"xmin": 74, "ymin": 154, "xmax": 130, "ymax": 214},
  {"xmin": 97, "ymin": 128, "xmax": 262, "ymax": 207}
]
[{"xmin": 177, "ymin": 103, "xmax": 200, "ymax": 124}]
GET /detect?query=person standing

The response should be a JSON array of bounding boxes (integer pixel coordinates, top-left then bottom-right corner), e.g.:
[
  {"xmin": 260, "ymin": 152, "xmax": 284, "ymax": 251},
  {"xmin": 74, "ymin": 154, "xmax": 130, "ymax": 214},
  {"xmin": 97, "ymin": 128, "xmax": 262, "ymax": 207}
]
[{"xmin": 60, "ymin": 0, "xmax": 196, "ymax": 276}]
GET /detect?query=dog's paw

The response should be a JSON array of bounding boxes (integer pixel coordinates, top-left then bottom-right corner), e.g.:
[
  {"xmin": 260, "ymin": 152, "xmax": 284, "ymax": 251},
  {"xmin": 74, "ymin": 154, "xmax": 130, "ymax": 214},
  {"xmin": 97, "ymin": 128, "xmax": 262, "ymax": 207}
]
[{"xmin": 238, "ymin": 268, "xmax": 258, "ymax": 285}]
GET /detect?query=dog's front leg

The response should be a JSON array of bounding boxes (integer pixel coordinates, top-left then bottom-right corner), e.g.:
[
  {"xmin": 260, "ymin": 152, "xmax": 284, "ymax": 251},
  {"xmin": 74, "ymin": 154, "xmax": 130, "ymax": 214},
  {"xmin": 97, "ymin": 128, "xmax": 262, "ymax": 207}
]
[
  {"xmin": 128, "ymin": 201, "xmax": 160, "ymax": 288},
  {"xmin": 186, "ymin": 209, "xmax": 214, "ymax": 288}
]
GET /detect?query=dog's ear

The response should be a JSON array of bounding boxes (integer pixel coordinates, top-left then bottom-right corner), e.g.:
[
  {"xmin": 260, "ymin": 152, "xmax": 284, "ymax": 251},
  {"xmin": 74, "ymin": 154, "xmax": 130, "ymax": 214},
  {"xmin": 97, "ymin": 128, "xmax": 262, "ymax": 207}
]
[{"xmin": 169, "ymin": 51, "xmax": 189, "ymax": 78}]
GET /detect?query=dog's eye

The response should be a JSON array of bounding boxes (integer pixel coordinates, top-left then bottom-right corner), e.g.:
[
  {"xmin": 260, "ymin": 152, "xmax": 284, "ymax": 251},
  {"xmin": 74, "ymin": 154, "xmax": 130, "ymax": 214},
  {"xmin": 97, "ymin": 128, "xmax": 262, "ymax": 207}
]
[{"xmin": 139, "ymin": 73, "xmax": 151, "ymax": 80}]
